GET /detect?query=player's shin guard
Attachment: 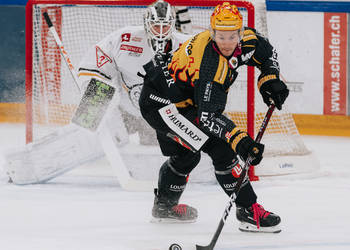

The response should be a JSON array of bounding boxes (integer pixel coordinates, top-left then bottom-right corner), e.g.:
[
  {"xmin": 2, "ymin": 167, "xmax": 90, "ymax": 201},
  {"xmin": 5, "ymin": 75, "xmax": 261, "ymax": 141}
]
[
  {"xmin": 215, "ymin": 160, "xmax": 257, "ymax": 208},
  {"xmin": 152, "ymin": 159, "xmax": 198, "ymax": 223}
]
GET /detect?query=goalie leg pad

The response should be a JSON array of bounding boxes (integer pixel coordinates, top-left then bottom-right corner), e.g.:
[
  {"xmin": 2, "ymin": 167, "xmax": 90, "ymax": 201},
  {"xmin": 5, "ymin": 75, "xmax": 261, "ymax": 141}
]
[{"xmin": 4, "ymin": 125, "xmax": 104, "ymax": 185}]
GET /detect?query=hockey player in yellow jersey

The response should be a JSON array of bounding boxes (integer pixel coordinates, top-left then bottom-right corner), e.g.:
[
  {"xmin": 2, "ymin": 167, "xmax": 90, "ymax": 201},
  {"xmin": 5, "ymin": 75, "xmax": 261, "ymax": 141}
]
[{"xmin": 139, "ymin": 2, "xmax": 288, "ymax": 232}]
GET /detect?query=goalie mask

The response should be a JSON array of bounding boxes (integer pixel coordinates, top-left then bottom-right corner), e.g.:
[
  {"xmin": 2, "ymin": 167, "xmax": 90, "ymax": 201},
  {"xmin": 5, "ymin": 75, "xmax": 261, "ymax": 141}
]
[{"xmin": 144, "ymin": 0, "xmax": 176, "ymax": 53}]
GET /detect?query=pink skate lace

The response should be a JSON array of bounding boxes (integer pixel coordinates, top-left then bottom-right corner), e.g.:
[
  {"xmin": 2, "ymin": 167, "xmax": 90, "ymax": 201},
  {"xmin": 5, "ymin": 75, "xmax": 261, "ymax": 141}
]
[
  {"xmin": 251, "ymin": 203, "xmax": 270, "ymax": 229},
  {"xmin": 172, "ymin": 204, "xmax": 187, "ymax": 215}
]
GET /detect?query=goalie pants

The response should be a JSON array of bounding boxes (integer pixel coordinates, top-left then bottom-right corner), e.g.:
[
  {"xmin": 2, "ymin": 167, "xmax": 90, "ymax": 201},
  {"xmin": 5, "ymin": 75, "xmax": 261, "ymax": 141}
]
[{"xmin": 139, "ymin": 84, "xmax": 257, "ymax": 208}]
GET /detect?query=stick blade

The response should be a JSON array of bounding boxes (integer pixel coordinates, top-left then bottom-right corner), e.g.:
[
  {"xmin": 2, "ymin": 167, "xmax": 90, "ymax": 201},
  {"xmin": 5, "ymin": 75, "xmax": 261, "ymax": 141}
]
[{"xmin": 196, "ymin": 244, "xmax": 212, "ymax": 250}]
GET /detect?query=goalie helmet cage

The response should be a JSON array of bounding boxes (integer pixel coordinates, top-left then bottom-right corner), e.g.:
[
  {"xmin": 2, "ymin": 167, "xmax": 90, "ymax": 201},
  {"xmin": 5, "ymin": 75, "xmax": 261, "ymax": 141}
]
[{"xmin": 25, "ymin": 0, "xmax": 319, "ymax": 182}]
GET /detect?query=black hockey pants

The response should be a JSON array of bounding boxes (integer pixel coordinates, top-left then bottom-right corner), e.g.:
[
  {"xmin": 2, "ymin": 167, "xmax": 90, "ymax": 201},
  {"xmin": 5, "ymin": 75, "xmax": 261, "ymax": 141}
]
[{"xmin": 139, "ymin": 81, "xmax": 257, "ymax": 208}]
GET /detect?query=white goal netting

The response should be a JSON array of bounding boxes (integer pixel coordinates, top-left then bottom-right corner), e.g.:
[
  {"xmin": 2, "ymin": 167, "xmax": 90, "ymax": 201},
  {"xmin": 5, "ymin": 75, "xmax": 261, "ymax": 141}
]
[{"xmin": 26, "ymin": 0, "xmax": 318, "ymax": 184}]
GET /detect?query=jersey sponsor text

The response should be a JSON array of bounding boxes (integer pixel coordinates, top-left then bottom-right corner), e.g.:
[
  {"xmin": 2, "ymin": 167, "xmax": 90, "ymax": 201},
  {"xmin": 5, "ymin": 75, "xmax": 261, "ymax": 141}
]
[{"xmin": 120, "ymin": 44, "xmax": 143, "ymax": 53}]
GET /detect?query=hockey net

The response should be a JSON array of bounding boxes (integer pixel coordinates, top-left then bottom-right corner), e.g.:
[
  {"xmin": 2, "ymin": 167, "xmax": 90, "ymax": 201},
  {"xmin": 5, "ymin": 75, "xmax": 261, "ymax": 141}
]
[{"xmin": 25, "ymin": 0, "xmax": 319, "ymax": 184}]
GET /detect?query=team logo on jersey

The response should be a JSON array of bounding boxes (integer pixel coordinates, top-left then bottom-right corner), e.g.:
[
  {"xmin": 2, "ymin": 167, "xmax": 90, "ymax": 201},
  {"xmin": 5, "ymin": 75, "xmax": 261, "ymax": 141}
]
[
  {"xmin": 120, "ymin": 44, "xmax": 143, "ymax": 53},
  {"xmin": 228, "ymin": 56, "xmax": 238, "ymax": 69},
  {"xmin": 121, "ymin": 33, "xmax": 131, "ymax": 42},
  {"xmin": 95, "ymin": 46, "xmax": 112, "ymax": 68}
]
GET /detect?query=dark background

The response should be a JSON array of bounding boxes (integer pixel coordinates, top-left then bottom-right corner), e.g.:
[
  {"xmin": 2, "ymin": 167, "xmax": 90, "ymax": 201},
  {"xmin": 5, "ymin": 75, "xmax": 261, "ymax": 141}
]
[{"xmin": 0, "ymin": 3, "xmax": 25, "ymax": 102}]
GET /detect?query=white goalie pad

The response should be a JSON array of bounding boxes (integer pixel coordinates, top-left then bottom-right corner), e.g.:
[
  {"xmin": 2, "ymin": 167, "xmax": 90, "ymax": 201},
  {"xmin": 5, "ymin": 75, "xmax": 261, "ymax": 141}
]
[
  {"xmin": 3, "ymin": 125, "xmax": 104, "ymax": 185},
  {"xmin": 1, "ymin": 89, "xmax": 157, "ymax": 190},
  {"xmin": 2, "ymin": 93, "xmax": 132, "ymax": 186}
]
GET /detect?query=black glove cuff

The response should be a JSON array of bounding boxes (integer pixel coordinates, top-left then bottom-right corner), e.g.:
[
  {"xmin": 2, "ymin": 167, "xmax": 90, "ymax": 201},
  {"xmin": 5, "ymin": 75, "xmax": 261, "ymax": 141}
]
[
  {"xmin": 230, "ymin": 131, "xmax": 248, "ymax": 153},
  {"xmin": 258, "ymin": 74, "xmax": 278, "ymax": 91}
]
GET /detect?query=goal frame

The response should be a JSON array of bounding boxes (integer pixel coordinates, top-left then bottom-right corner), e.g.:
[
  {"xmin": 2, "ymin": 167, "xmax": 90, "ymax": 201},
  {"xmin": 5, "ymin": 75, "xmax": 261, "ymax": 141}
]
[{"xmin": 25, "ymin": 0, "xmax": 258, "ymax": 179}]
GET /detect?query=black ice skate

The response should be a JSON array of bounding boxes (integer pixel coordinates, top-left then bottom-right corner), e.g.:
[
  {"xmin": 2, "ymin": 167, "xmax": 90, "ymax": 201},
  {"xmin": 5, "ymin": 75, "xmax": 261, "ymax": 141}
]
[
  {"xmin": 151, "ymin": 189, "xmax": 198, "ymax": 223},
  {"xmin": 236, "ymin": 203, "xmax": 281, "ymax": 233}
]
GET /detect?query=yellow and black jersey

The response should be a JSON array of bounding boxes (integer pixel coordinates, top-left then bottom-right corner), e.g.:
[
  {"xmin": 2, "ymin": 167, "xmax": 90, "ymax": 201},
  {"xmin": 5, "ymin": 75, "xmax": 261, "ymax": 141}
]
[
  {"xmin": 168, "ymin": 30, "xmax": 237, "ymax": 104},
  {"xmin": 141, "ymin": 27, "xmax": 280, "ymax": 143}
]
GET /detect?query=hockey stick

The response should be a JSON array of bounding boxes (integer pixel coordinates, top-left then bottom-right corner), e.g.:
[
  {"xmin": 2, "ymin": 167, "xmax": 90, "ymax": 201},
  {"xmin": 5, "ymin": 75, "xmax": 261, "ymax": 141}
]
[
  {"xmin": 43, "ymin": 12, "xmax": 155, "ymax": 191},
  {"xmin": 43, "ymin": 12, "xmax": 81, "ymax": 92},
  {"xmin": 196, "ymin": 104, "xmax": 276, "ymax": 250}
]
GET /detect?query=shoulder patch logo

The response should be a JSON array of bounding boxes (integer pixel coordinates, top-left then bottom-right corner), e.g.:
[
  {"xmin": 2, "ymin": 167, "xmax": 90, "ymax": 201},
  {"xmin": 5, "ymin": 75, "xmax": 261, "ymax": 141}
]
[
  {"xmin": 121, "ymin": 33, "xmax": 131, "ymax": 42},
  {"xmin": 95, "ymin": 46, "xmax": 112, "ymax": 68},
  {"xmin": 228, "ymin": 56, "xmax": 238, "ymax": 69}
]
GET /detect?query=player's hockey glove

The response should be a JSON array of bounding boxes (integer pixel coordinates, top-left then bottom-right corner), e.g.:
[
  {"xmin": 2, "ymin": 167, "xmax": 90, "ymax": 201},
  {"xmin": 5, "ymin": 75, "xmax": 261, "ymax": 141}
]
[
  {"xmin": 258, "ymin": 75, "xmax": 289, "ymax": 110},
  {"xmin": 230, "ymin": 131, "xmax": 264, "ymax": 166}
]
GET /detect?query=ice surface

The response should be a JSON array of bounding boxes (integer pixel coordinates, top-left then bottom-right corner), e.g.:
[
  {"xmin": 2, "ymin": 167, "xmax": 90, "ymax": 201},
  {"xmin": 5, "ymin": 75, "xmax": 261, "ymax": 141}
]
[{"xmin": 0, "ymin": 123, "xmax": 349, "ymax": 250}]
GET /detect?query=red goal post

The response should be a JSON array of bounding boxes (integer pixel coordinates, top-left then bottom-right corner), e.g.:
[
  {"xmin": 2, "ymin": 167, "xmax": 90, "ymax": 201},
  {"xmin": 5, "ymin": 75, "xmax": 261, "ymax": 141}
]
[{"xmin": 25, "ymin": 0, "xmax": 318, "ymax": 182}]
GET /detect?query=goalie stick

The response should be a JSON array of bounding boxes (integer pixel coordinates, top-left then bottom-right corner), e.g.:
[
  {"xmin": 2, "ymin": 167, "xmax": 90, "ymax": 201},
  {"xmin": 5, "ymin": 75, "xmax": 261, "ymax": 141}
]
[
  {"xmin": 196, "ymin": 104, "xmax": 276, "ymax": 250},
  {"xmin": 43, "ymin": 12, "xmax": 81, "ymax": 92},
  {"xmin": 42, "ymin": 12, "xmax": 155, "ymax": 191}
]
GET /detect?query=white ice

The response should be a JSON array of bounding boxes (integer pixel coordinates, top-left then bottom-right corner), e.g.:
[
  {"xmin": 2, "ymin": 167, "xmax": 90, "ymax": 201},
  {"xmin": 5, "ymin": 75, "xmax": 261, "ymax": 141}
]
[{"xmin": 0, "ymin": 123, "xmax": 349, "ymax": 250}]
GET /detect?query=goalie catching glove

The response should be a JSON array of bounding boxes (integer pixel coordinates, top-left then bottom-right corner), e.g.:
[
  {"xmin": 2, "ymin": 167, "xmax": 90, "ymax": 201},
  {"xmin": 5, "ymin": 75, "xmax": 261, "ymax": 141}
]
[
  {"xmin": 258, "ymin": 75, "xmax": 289, "ymax": 110},
  {"xmin": 229, "ymin": 130, "xmax": 264, "ymax": 165}
]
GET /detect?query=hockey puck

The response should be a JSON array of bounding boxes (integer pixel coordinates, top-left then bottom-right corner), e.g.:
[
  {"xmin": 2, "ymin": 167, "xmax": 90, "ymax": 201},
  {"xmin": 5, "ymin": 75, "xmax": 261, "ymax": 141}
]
[{"xmin": 169, "ymin": 243, "xmax": 182, "ymax": 250}]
